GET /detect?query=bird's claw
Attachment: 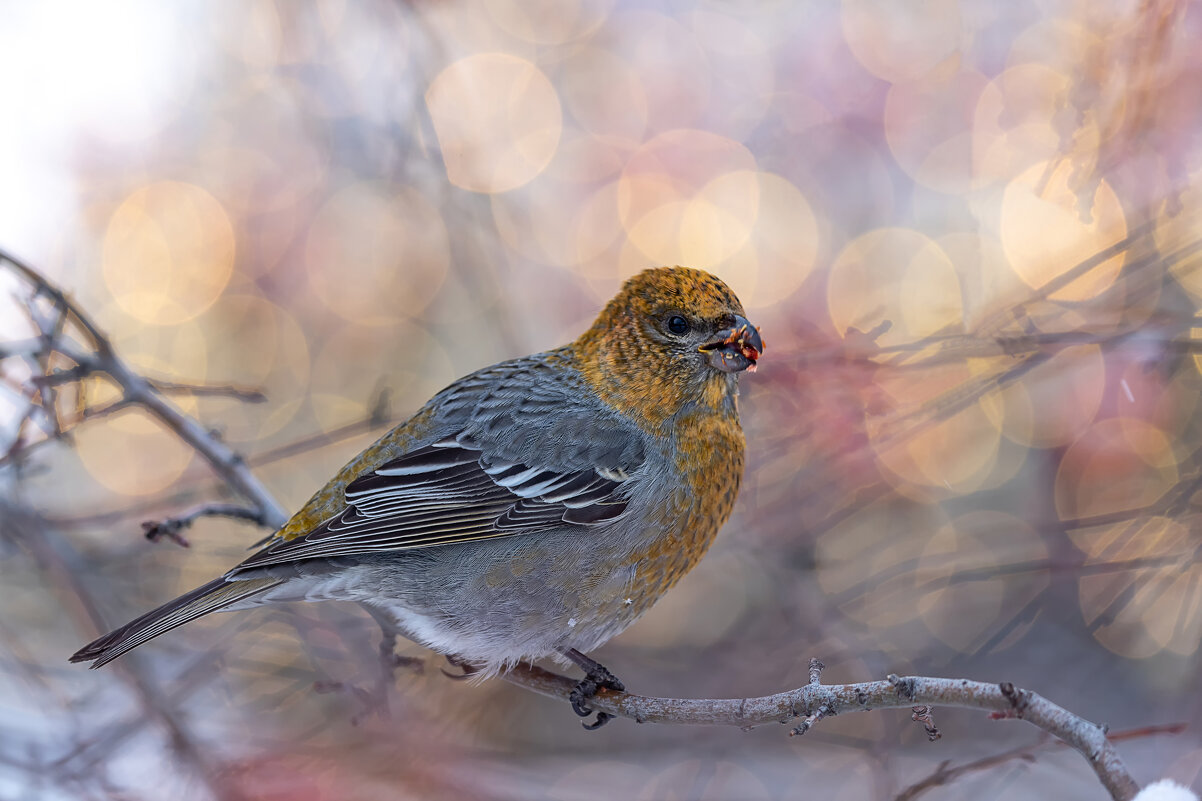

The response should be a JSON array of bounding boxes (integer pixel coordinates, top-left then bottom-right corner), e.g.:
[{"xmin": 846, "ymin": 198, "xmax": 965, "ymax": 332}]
[
  {"xmin": 582, "ymin": 711, "xmax": 615, "ymax": 730},
  {"xmin": 440, "ymin": 654, "xmax": 478, "ymax": 681},
  {"xmin": 562, "ymin": 648, "xmax": 624, "ymax": 730}
]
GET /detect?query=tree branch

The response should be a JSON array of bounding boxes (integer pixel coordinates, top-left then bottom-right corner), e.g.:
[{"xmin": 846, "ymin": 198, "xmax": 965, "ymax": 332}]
[
  {"xmin": 894, "ymin": 724, "xmax": 1187, "ymax": 801},
  {"xmin": 501, "ymin": 664, "xmax": 1143, "ymax": 801},
  {"xmin": 0, "ymin": 248, "xmax": 287, "ymax": 530},
  {"xmin": 145, "ymin": 378, "xmax": 267, "ymax": 403},
  {"xmin": 141, "ymin": 503, "xmax": 277, "ymax": 548}
]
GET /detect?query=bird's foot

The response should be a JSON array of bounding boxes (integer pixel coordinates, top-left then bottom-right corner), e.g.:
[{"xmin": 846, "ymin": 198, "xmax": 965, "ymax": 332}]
[
  {"xmin": 309, "ymin": 629, "xmax": 425, "ymax": 725},
  {"xmin": 363, "ymin": 604, "xmax": 424, "ymax": 681},
  {"xmin": 379, "ymin": 635, "xmax": 427, "ymax": 673},
  {"xmin": 389, "ymin": 653, "xmax": 426, "ymax": 673},
  {"xmin": 440, "ymin": 654, "xmax": 480, "ymax": 681},
  {"xmin": 313, "ymin": 606, "xmax": 425, "ymax": 724},
  {"xmin": 561, "ymin": 648, "xmax": 625, "ymax": 730},
  {"xmin": 313, "ymin": 679, "xmax": 388, "ymax": 725}
]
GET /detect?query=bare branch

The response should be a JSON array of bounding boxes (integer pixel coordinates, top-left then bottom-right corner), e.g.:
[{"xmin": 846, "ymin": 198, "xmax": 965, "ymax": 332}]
[
  {"xmin": 246, "ymin": 389, "xmax": 394, "ymax": 468},
  {"xmin": 0, "ymin": 248, "xmax": 287, "ymax": 530},
  {"xmin": 141, "ymin": 503, "xmax": 277, "ymax": 548},
  {"xmin": 145, "ymin": 378, "xmax": 267, "ymax": 403},
  {"xmin": 894, "ymin": 724, "xmax": 1187, "ymax": 801},
  {"xmin": 0, "ymin": 501, "xmax": 242, "ymax": 800},
  {"xmin": 502, "ymin": 664, "xmax": 1142, "ymax": 801}
]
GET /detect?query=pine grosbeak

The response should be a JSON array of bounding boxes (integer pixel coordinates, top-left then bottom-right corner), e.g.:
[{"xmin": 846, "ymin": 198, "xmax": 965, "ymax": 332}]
[{"xmin": 72, "ymin": 266, "xmax": 763, "ymax": 725}]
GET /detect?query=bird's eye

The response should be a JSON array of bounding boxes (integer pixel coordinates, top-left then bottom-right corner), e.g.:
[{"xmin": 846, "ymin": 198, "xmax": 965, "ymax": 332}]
[{"xmin": 667, "ymin": 315, "xmax": 689, "ymax": 335}]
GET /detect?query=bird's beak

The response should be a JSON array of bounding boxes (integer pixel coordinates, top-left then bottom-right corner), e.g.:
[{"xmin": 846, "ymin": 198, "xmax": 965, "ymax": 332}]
[{"xmin": 699, "ymin": 315, "xmax": 764, "ymax": 373}]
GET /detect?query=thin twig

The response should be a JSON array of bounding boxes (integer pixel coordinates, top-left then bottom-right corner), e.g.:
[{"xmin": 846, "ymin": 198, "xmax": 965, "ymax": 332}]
[
  {"xmin": 0, "ymin": 249, "xmax": 287, "ymax": 530},
  {"xmin": 0, "ymin": 502, "xmax": 243, "ymax": 800},
  {"xmin": 146, "ymin": 378, "xmax": 267, "ymax": 403},
  {"xmin": 246, "ymin": 394, "xmax": 394, "ymax": 468},
  {"xmin": 141, "ymin": 503, "xmax": 275, "ymax": 548},
  {"xmin": 894, "ymin": 723, "xmax": 1187, "ymax": 801}
]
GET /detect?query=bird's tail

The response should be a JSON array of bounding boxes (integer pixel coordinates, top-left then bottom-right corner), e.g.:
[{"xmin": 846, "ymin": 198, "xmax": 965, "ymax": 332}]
[{"xmin": 70, "ymin": 575, "xmax": 282, "ymax": 668}]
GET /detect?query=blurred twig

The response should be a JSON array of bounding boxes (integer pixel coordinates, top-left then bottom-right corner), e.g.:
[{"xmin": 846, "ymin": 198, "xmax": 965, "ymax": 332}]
[
  {"xmin": 0, "ymin": 501, "xmax": 246, "ymax": 800},
  {"xmin": 246, "ymin": 387, "xmax": 394, "ymax": 468},
  {"xmin": 145, "ymin": 378, "xmax": 267, "ymax": 403},
  {"xmin": 0, "ymin": 248, "xmax": 287, "ymax": 531},
  {"xmin": 141, "ymin": 503, "xmax": 273, "ymax": 548},
  {"xmin": 893, "ymin": 723, "xmax": 1187, "ymax": 801},
  {"xmin": 798, "ymin": 219, "xmax": 1202, "ymax": 546},
  {"xmin": 41, "ymin": 406, "xmax": 398, "ymax": 532}
]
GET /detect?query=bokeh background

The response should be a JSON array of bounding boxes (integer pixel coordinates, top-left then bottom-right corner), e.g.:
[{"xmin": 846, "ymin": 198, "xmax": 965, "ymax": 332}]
[{"xmin": 2, "ymin": 0, "xmax": 1201, "ymax": 798}]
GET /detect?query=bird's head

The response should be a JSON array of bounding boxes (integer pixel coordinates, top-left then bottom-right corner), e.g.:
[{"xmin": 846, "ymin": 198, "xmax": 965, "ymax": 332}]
[{"xmin": 573, "ymin": 266, "xmax": 764, "ymax": 430}]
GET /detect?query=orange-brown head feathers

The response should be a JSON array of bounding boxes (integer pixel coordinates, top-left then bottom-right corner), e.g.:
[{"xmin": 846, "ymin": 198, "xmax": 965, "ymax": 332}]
[
  {"xmin": 572, "ymin": 267, "xmax": 762, "ymax": 432},
  {"xmin": 590, "ymin": 267, "xmax": 746, "ymax": 328}
]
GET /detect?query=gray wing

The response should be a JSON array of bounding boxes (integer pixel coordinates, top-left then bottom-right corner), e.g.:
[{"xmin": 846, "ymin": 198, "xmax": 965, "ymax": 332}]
[{"xmin": 234, "ymin": 354, "xmax": 645, "ymax": 572}]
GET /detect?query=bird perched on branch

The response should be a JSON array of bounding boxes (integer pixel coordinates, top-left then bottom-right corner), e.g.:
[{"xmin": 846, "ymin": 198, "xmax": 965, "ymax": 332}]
[{"xmin": 71, "ymin": 266, "xmax": 763, "ymax": 728}]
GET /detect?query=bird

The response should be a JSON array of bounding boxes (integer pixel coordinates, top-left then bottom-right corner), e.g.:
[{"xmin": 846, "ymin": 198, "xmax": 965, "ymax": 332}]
[{"xmin": 71, "ymin": 266, "xmax": 763, "ymax": 727}]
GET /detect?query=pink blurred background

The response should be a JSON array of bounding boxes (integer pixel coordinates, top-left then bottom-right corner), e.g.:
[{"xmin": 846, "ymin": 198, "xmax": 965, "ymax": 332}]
[{"xmin": 1, "ymin": 0, "xmax": 1200, "ymax": 798}]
